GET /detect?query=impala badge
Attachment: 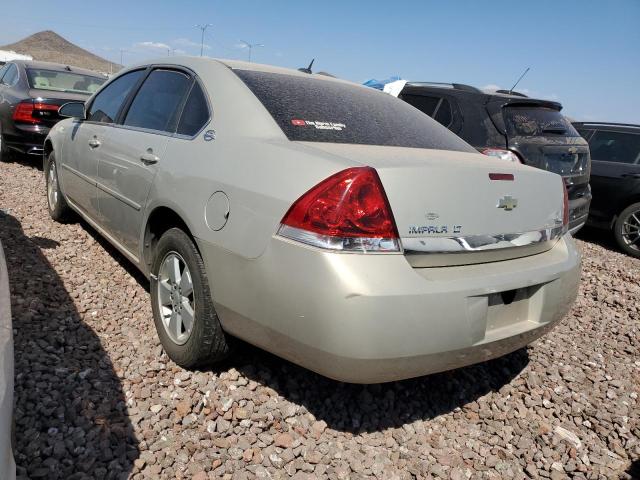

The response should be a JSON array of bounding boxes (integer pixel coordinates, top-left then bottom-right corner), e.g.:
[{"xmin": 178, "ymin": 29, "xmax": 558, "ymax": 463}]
[{"xmin": 497, "ymin": 195, "xmax": 518, "ymax": 211}]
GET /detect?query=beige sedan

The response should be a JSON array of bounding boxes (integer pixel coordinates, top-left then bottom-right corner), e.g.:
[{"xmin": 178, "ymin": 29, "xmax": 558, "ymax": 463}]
[{"xmin": 44, "ymin": 57, "xmax": 580, "ymax": 382}]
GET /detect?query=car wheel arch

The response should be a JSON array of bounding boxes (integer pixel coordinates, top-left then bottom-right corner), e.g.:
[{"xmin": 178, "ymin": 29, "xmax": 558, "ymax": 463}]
[{"xmin": 143, "ymin": 206, "xmax": 200, "ymax": 273}]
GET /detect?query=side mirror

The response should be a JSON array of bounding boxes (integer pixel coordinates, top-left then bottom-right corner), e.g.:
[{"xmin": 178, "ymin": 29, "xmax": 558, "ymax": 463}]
[{"xmin": 59, "ymin": 102, "xmax": 86, "ymax": 120}]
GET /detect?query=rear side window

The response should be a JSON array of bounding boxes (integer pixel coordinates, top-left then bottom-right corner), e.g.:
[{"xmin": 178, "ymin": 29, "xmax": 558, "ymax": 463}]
[
  {"xmin": 234, "ymin": 70, "xmax": 474, "ymax": 152},
  {"xmin": 124, "ymin": 69, "xmax": 192, "ymax": 133},
  {"xmin": 588, "ymin": 130, "xmax": 640, "ymax": 164},
  {"xmin": 503, "ymin": 106, "xmax": 578, "ymax": 137},
  {"xmin": 576, "ymin": 128, "xmax": 593, "ymax": 140},
  {"xmin": 1, "ymin": 64, "xmax": 18, "ymax": 86},
  {"xmin": 434, "ymin": 99, "xmax": 453, "ymax": 128},
  {"xmin": 88, "ymin": 69, "xmax": 145, "ymax": 123},
  {"xmin": 400, "ymin": 94, "xmax": 440, "ymax": 116},
  {"xmin": 400, "ymin": 93, "xmax": 454, "ymax": 129},
  {"xmin": 177, "ymin": 83, "xmax": 209, "ymax": 136}
]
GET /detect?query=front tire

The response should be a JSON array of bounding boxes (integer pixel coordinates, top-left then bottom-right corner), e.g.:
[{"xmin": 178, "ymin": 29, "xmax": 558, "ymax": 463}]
[
  {"xmin": 614, "ymin": 202, "xmax": 640, "ymax": 258},
  {"xmin": 150, "ymin": 228, "xmax": 232, "ymax": 368},
  {"xmin": 45, "ymin": 152, "xmax": 72, "ymax": 222}
]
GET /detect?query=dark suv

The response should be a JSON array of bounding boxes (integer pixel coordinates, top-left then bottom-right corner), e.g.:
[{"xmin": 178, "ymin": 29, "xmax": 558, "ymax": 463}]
[
  {"xmin": 398, "ymin": 83, "xmax": 591, "ymax": 233},
  {"xmin": 573, "ymin": 122, "xmax": 640, "ymax": 258}
]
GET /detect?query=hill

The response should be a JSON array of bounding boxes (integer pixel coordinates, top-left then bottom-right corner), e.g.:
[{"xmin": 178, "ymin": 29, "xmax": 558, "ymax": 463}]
[{"xmin": 0, "ymin": 30, "xmax": 119, "ymax": 74}]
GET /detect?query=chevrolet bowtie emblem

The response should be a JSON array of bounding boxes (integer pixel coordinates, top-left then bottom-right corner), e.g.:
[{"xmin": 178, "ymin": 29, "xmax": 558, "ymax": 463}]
[{"xmin": 497, "ymin": 195, "xmax": 518, "ymax": 211}]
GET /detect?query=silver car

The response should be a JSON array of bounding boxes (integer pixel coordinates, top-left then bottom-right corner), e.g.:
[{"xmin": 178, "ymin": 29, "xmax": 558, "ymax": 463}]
[{"xmin": 44, "ymin": 58, "xmax": 580, "ymax": 383}]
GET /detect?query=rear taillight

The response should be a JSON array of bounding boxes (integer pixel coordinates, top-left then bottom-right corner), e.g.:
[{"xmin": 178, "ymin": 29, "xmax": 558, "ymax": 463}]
[
  {"xmin": 12, "ymin": 101, "xmax": 59, "ymax": 124},
  {"xmin": 563, "ymin": 182, "xmax": 569, "ymax": 230},
  {"xmin": 278, "ymin": 167, "xmax": 401, "ymax": 252},
  {"xmin": 481, "ymin": 148, "xmax": 522, "ymax": 163}
]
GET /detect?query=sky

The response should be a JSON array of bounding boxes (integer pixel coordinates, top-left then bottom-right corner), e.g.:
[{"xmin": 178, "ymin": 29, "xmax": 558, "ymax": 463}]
[{"xmin": 1, "ymin": 0, "xmax": 638, "ymax": 123}]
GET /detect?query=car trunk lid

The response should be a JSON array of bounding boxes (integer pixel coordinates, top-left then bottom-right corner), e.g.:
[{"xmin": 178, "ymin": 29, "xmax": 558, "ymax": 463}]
[{"xmin": 299, "ymin": 143, "xmax": 566, "ymax": 266}]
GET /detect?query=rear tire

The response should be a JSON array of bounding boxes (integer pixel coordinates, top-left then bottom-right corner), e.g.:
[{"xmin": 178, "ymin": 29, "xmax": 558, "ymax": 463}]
[
  {"xmin": 150, "ymin": 228, "xmax": 232, "ymax": 368},
  {"xmin": 0, "ymin": 124, "xmax": 11, "ymax": 163},
  {"xmin": 45, "ymin": 152, "xmax": 72, "ymax": 222},
  {"xmin": 613, "ymin": 202, "xmax": 640, "ymax": 258}
]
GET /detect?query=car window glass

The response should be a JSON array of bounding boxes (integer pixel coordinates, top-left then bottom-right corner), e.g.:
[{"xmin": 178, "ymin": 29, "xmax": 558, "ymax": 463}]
[
  {"xmin": 399, "ymin": 94, "xmax": 440, "ymax": 116},
  {"xmin": 26, "ymin": 69, "xmax": 106, "ymax": 94},
  {"xmin": 0, "ymin": 64, "xmax": 9, "ymax": 82},
  {"xmin": 588, "ymin": 130, "xmax": 640, "ymax": 164},
  {"xmin": 177, "ymin": 83, "xmax": 209, "ymax": 136},
  {"xmin": 503, "ymin": 106, "xmax": 579, "ymax": 137},
  {"xmin": 576, "ymin": 128, "xmax": 593, "ymax": 139},
  {"xmin": 124, "ymin": 69, "xmax": 191, "ymax": 133},
  {"xmin": 2, "ymin": 64, "xmax": 18, "ymax": 86},
  {"xmin": 434, "ymin": 99, "xmax": 453, "ymax": 128},
  {"xmin": 235, "ymin": 70, "xmax": 474, "ymax": 152},
  {"xmin": 87, "ymin": 69, "xmax": 145, "ymax": 124}
]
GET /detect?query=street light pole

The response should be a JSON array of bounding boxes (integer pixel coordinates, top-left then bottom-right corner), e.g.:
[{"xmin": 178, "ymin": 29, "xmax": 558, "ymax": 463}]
[
  {"xmin": 239, "ymin": 40, "xmax": 264, "ymax": 62},
  {"xmin": 196, "ymin": 24, "xmax": 213, "ymax": 57}
]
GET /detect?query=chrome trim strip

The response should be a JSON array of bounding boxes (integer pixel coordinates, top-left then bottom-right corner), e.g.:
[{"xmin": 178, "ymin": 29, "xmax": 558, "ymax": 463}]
[
  {"xmin": 96, "ymin": 181, "xmax": 142, "ymax": 211},
  {"xmin": 402, "ymin": 226, "xmax": 565, "ymax": 254}
]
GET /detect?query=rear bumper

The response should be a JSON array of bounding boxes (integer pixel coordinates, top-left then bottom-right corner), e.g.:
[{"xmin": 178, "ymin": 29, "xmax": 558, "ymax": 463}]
[
  {"xmin": 197, "ymin": 234, "xmax": 581, "ymax": 383},
  {"xmin": 568, "ymin": 192, "xmax": 591, "ymax": 234},
  {"xmin": 4, "ymin": 124, "xmax": 49, "ymax": 156}
]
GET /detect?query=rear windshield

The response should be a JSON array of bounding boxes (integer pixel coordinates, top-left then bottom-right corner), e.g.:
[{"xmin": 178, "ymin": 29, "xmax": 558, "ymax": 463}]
[
  {"xmin": 27, "ymin": 68, "xmax": 106, "ymax": 95},
  {"xmin": 503, "ymin": 106, "xmax": 579, "ymax": 137},
  {"xmin": 234, "ymin": 70, "xmax": 474, "ymax": 152}
]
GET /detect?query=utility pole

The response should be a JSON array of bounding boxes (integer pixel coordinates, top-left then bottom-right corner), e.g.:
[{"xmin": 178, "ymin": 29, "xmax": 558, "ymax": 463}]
[
  {"xmin": 120, "ymin": 49, "xmax": 128, "ymax": 66},
  {"xmin": 239, "ymin": 40, "xmax": 264, "ymax": 62},
  {"xmin": 195, "ymin": 24, "xmax": 213, "ymax": 56}
]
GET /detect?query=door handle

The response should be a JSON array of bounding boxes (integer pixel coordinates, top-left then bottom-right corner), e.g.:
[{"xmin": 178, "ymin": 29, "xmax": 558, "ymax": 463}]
[
  {"xmin": 140, "ymin": 151, "xmax": 159, "ymax": 165},
  {"xmin": 622, "ymin": 173, "xmax": 640, "ymax": 179},
  {"xmin": 88, "ymin": 137, "xmax": 101, "ymax": 148}
]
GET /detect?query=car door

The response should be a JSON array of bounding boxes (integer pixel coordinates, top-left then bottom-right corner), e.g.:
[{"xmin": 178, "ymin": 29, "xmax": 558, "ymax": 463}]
[
  {"xmin": 96, "ymin": 68, "xmax": 193, "ymax": 256},
  {"xmin": 60, "ymin": 69, "xmax": 146, "ymax": 221},
  {"xmin": 586, "ymin": 129, "xmax": 640, "ymax": 221}
]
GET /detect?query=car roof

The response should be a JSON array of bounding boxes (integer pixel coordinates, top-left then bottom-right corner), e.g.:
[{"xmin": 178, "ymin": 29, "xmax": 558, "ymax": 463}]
[
  {"xmin": 402, "ymin": 82, "xmax": 563, "ymax": 109},
  {"xmin": 123, "ymin": 56, "xmax": 365, "ymax": 89},
  {"xmin": 572, "ymin": 121, "xmax": 640, "ymax": 131},
  {"xmin": 11, "ymin": 59, "xmax": 106, "ymax": 78}
]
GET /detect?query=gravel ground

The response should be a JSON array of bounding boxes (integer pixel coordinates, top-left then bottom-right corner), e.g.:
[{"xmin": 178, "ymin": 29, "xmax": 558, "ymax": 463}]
[{"xmin": 0, "ymin": 157, "xmax": 638, "ymax": 480}]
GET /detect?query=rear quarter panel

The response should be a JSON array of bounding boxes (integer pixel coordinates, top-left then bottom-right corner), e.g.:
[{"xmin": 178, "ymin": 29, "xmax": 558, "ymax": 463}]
[{"xmin": 143, "ymin": 60, "xmax": 356, "ymax": 260}]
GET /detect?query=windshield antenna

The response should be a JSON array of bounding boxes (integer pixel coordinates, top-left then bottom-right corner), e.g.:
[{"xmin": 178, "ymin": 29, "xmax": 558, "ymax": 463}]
[{"xmin": 509, "ymin": 67, "xmax": 530, "ymax": 94}]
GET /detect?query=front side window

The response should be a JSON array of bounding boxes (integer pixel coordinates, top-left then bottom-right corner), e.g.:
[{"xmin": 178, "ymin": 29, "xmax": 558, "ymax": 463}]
[
  {"xmin": 1, "ymin": 64, "xmax": 18, "ymax": 86},
  {"xmin": 235, "ymin": 70, "xmax": 474, "ymax": 152},
  {"xmin": 26, "ymin": 69, "xmax": 106, "ymax": 94},
  {"xmin": 124, "ymin": 69, "xmax": 191, "ymax": 133},
  {"xmin": 177, "ymin": 83, "xmax": 209, "ymax": 136},
  {"xmin": 88, "ymin": 69, "xmax": 145, "ymax": 123},
  {"xmin": 588, "ymin": 130, "xmax": 640, "ymax": 164}
]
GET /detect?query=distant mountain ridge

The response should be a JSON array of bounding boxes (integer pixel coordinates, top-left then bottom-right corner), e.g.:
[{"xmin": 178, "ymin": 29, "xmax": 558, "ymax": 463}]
[{"xmin": 0, "ymin": 30, "xmax": 119, "ymax": 73}]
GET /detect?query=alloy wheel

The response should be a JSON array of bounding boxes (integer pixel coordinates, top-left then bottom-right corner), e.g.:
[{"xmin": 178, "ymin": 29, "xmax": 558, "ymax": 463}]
[
  {"xmin": 157, "ymin": 252, "xmax": 195, "ymax": 345},
  {"xmin": 621, "ymin": 209, "xmax": 640, "ymax": 251}
]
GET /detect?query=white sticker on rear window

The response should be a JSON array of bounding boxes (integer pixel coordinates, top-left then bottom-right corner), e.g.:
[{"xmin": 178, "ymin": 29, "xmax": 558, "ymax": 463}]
[{"xmin": 291, "ymin": 119, "xmax": 346, "ymax": 131}]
